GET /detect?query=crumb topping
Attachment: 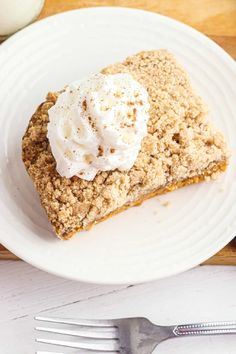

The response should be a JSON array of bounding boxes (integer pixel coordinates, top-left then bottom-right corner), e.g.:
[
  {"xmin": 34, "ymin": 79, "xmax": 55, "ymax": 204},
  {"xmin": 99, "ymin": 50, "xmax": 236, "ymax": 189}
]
[
  {"xmin": 82, "ymin": 99, "xmax": 87, "ymax": 110},
  {"xmin": 97, "ymin": 145, "xmax": 104, "ymax": 157}
]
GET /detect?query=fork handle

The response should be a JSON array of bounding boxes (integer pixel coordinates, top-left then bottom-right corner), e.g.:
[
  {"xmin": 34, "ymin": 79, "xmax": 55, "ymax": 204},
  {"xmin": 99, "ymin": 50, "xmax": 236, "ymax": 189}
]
[{"xmin": 172, "ymin": 321, "xmax": 236, "ymax": 337}]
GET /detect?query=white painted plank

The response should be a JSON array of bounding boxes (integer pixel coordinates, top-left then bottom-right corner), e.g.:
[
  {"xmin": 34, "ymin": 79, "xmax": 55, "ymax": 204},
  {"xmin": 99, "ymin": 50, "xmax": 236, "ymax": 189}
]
[
  {"xmin": 0, "ymin": 262, "xmax": 236, "ymax": 354},
  {"xmin": 0, "ymin": 261, "xmax": 127, "ymax": 322}
]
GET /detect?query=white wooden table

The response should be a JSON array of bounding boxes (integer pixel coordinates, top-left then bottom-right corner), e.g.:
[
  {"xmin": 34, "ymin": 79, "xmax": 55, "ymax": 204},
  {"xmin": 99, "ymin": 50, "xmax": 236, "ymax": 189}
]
[{"xmin": 1, "ymin": 262, "xmax": 236, "ymax": 354}]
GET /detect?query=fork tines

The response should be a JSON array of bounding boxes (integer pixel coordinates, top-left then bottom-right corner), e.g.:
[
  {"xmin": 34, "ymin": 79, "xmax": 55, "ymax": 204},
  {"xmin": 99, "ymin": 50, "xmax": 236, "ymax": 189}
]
[{"xmin": 35, "ymin": 316, "xmax": 119, "ymax": 352}]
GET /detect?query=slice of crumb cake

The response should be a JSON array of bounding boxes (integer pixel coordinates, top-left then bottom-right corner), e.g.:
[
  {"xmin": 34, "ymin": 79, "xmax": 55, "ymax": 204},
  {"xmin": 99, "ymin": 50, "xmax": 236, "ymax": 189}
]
[{"xmin": 22, "ymin": 50, "xmax": 229, "ymax": 239}]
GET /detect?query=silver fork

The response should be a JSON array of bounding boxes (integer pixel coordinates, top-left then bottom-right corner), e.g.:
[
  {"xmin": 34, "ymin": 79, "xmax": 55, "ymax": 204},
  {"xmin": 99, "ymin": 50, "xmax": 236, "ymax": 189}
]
[{"xmin": 35, "ymin": 316, "xmax": 236, "ymax": 353}]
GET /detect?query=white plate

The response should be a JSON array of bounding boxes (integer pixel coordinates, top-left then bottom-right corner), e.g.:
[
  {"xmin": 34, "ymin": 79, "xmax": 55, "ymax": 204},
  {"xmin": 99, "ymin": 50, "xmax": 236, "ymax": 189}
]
[{"xmin": 0, "ymin": 7, "xmax": 236, "ymax": 284}]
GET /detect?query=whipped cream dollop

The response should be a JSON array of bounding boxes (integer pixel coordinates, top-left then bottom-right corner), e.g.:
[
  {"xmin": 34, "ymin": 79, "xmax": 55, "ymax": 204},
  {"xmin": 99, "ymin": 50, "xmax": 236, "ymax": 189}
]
[{"xmin": 47, "ymin": 73, "xmax": 150, "ymax": 181}]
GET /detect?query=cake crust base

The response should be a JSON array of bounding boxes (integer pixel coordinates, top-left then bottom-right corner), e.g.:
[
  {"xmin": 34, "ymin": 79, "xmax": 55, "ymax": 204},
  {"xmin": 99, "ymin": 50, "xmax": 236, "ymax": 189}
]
[{"xmin": 61, "ymin": 160, "xmax": 227, "ymax": 240}]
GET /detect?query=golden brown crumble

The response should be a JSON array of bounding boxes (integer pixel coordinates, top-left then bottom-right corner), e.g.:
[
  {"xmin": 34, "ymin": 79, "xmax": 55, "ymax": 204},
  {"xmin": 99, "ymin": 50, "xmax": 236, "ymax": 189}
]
[
  {"xmin": 97, "ymin": 145, "xmax": 104, "ymax": 157},
  {"xmin": 162, "ymin": 201, "xmax": 171, "ymax": 207},
  {"xmin": 82, "ymin": 99, "xmax": 87, "ymax": 110},
  {"xmin": 22, "ymin": 50, "xmax": 229, "ymax": 239}
]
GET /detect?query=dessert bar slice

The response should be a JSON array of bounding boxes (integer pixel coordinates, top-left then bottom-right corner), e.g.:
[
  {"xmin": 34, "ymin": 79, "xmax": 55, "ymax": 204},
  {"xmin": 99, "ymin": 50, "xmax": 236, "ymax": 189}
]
[{"xmin": 22, "ymin": 50, "xmax": 229, "ymax": 239}]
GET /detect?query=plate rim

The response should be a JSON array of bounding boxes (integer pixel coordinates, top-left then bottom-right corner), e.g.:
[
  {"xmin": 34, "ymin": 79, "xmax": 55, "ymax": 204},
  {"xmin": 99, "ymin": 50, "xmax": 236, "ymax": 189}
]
[
  {"xmin": 0, "ymin": 6, "xmax": 236, "ymax": 284},
  {"xmin": 1, "ymin": 6, "xmax": 235, "ymax": 68}
]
